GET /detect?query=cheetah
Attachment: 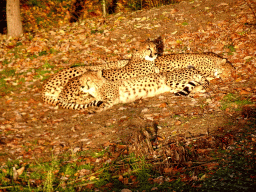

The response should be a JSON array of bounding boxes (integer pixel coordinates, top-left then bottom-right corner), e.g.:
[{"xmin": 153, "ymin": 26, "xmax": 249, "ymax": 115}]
[
  {"xmin": 100, "ymin": 52, "xmax": 234, "ymax": 81},
  {"xmin": 42, "ymin": 40, "xmax": 234, "ymax": 106},
  {"xmin": 42, "ymin": 40, "xmax": 158, "ymax": 105},
  {"xmin": 154, "ymin": 52, "xmax": 234, "ymax": 80},
  {"xmin": 56, "ymin": 68, "xmax": 209, "ymax": 111}
]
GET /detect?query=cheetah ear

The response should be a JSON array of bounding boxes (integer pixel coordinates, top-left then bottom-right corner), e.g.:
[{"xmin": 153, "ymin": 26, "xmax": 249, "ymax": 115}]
[
  {"xmin": 97, "ymin": 70, "xmax": 107, "ymax": 83},
  {"xmin": 97, "ymin": 70, "xmax": 103, "ymax": 78},
  {"xmin": 220, "ymin": 59, "xmax": 226, "ymax": 65}
]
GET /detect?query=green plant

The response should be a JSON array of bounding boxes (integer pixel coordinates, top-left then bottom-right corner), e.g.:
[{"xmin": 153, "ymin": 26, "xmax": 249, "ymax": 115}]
[
  {"xmin": 127, "ymin": 0, "xmax": 142, "ymax": 11},
  {"xmin": 0, "ymin": 68, "xmax": 17, "ymax": 96},
  {"xmin": 224, "ymin": 43, "xmax": 236, "ymax": 55},
  {"xmin": 221, "ymin": 93, "xmax": 252, "ymax": 111},
  {"xmin": 43, "ymin": 61, "xmax": 55, "ymax": 69},
  {"xmin": 38, "ymin": 50, "xmax": 48, "ymax": 56},
  {"xmin": 245, "ymin": 57, "xmax": 253, "ymax": 63},
  {"xmin": 90, "ymin": 29, "xmax": 104, "ymax": 34},
  {"xmin": 26, "ymin": 0, "xmax": 44, "ymax": 7},
  {"xmin": 198, "ymin": 123, "xmax": 256, "ymax": 191}
]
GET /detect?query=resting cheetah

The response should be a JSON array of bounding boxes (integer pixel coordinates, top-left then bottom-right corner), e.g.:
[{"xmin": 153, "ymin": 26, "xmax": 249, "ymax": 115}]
[
  {"xmin": 100, "ymin": 52, "xmax": 234, "ymax": 80},
  {"xmin": 154, "ymin": 53, "xmax": 234, "ymax": 80},
  {"xmin": 42, "ymin": 40, "xmax": 234, "ymax": 107},
  {"xmin": 57, "ymin": 68, "xmax": 209, "ymax": 111},
  {"xmin": 42, "ymin": 40, "xmax": 158, "ymax": 105}
]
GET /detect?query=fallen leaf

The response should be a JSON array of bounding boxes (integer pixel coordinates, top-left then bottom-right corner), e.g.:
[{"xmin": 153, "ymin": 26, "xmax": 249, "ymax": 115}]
[
  {"xmin": 118, "ymin": 175, "xmax": 123, "ymax": 182},
  {"xmin": 29, "ymin": 98, "xmax": 36, "ymax": 103},
  {"xmin": 217, "ymin": 3, "xmax": 228, "ymax": 6},
  {"xmin": 240, "ymin": 90, "xmax": 249, "ymax": 95},
  {"xmin": 123, "ymin": 177, "xmax": 129, "ymax": 185},
  {"xmin": 244, "ymin": 56, "xmax": 252, "ymax": 60},
  {"xmin": 205, "ymin": 162, "xmax": 219, "ymax": 170},
  {"xmin": 117, "ymin": 145, "xmax": 127, "ymax": 149},
  {"xmin": 89, "ymin": 176, "xmax": 97, "ymax": 181},
  {"xmin": 164, "ymin": 167, "xmax": 173, "ymax": 173},
  {"xmin": 6, "ymin": 99, "xmax": 13, "ymax": 104},
  {"xmin": 159, "ymin": 102, "xmax": 167, "ymax": 108},
  {"xmin": 17, "ymin": 167, "xmax": 25, "ymax": 176},
  {"xmin": 170, "ymin": 9, "xmax": 178, "ymax": 14},
  {"xmin": 175, "ymin": 120, "xmax": 182, "ymax": 125},
  {"xmin": 13, "ymin": 167, "xmax": 18, "ymax": 180},
  {"xmin": 121, "ymin": 189, "xmax": 132, "ymax": 192}
]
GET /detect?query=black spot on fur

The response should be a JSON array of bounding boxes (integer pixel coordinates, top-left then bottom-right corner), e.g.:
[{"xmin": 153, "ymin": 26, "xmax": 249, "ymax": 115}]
[
  {"xmin": 184, "ymin": 87, "xmax": 190, "ymax": 93},
  {"xmin": 188, "ymin": 82, "xmax": 196, "ymax": 86},
  {"xmin": 175, "ymin": 91, "xmax": 187, "ymax": 96}
]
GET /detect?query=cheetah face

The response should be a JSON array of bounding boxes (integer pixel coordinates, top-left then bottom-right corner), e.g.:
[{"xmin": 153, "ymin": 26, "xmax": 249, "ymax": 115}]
[
  {"xmin": 79, "ymin": 71, "xmax": 106, "ymax": 97},
  {"xmin": 80, "ymin": 82, "xmax": 96, "ymax": 94},
  {"xmin": 217, "ymin": 59, "xmax": 235, "ymax": 79},
  {"xmin": 133, "ymin": 41, "xmax": 158, "ymax": 61},
  {"xmin": 144, "ymin": 42, "xmax": 158, "ymax": 61}
]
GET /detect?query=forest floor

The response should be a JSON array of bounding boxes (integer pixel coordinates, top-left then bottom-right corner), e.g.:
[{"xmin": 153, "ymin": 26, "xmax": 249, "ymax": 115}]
[{"xmin": 0, "ymin": 0, "xmax": 255, "ymax": 190}]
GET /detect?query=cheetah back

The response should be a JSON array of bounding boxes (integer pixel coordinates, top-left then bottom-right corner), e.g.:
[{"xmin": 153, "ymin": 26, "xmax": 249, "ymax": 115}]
[
  {"xmin": 101, "ymin": 58, "xmax": 158, "ymax": 81},
  {"xmin": 42, "ymin": 66, "xmax": 89, "ymax": 105},
  {"xmin": 155, "ymin": 53, "xmax": 234, "ymax": 79}
]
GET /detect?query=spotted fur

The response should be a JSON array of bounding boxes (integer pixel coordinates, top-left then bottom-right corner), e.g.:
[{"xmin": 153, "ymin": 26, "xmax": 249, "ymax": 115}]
[
  {"xmin": 42, "ymin": 40, "xmax": 158, "ymax": 105},
  {"xmin": 57, "ymin": 68, "xmax": 209, "ymax": 111}
]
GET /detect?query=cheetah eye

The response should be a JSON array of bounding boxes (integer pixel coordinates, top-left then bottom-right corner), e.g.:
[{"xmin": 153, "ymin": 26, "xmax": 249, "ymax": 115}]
[{"xmin": 81, "ymin": 86, "xmax": 85, "ymax": 89}]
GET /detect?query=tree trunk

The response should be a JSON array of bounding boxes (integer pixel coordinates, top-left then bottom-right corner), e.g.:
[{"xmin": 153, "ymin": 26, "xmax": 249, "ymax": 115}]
[
  {"xmin": 102, "ymin": 0, "xmax": 106, "ymax": 17},
  {"xmin": 6, "ymin": 0, "xmax": 23, "ymax": 37}
]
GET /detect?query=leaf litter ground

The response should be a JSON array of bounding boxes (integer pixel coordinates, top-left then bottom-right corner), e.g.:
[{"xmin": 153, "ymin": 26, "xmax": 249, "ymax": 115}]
[{"xmin": 0, "ymin": 0, "xmax": 255, "ymax": 190}]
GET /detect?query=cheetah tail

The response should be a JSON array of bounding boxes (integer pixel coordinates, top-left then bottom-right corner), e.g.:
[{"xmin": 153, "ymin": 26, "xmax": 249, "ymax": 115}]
[
  {"xmin": 57, "ymin": 100, "xmax": 103, "ymax": 110},
  {"xmin": 174, "ymin": 80, "xmax": 208, "ymax": 96}
]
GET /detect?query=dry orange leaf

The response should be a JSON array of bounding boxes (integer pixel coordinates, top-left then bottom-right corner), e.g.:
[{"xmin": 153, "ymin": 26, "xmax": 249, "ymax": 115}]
[
  {"xmin": 175, "ymin": 120, "xmax": 182, "ymax": 125},
  {"xmin": 164, "ymin": 167, "xmax": 173, "ymax": 173},
  {"xmin": 103, "ymin": 142, "xmax": 115, "ymax": 147},
  {"xmin": 123, "ymin": 177, "xmax": 129, "ymax": 185},
  {"xmin": 17, "ymin": 167, "xmax": 25, "ymax": 176},
  {"xmin": 170, "ymin": 9, "xmax": 178, "ymax": 14},
  {"xmin": 205, "ymin": 162, "xmax": 219, "ymax": 170},
  {"xmin": 29, "ymin": 98, "xmax": 36, "ymax": 103},
  {"xmin": 159, "ymin": 102, "xmax": 167, "ymax": 108},
  {"xmin": 6, "ymin": 99, "xmax": 13, "ymax": 104},
  {"xmin": 157, "ymin": 136, "xmax": 164, "ymax": 141},
  {"xmin": 117, "ymin": 145, "xmax": 127, "ymax": 149},
  {"xmin": 197, "ymin": 149, "xmax": 210, "ymax": 153},
  {"xmin": 118, "ymin": 175, "xmax": 123, "ymax": 182},
  {"xmin": 235, "ymin": 78, "xmax": 243, "ymax": 82},
  {"xmin": 240, "ymin": 90, "xmax": 249, "ymax": 95}
]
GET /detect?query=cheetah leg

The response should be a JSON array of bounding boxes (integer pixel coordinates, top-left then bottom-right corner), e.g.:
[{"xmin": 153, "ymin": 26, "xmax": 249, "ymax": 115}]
[
  {"xmin": 174, "ymin": 75, "xmax": 209, "ymax": 96},
  {"xmin": 71, "ymin": 83, "xmax": 118, "ymax": 112}
]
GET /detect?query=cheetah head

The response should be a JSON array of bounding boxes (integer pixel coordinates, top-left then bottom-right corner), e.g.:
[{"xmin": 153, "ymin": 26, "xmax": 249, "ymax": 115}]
[
  {"xmin": 133, "ymin": 40, "xmax": 158, "ymax": 61},
  {"xmin": 216, "ymin": 59, "xmax": 236, "ymax": 79},
  {"xmin": 79, "ymin": 70, "xmax": 106, "ymax": 97}
]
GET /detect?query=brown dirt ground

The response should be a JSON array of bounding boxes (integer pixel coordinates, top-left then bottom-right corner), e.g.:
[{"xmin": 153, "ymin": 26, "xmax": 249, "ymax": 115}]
[{"xmin": 0, "ymin": 0, "xmax": 255, "ymax": 162}]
